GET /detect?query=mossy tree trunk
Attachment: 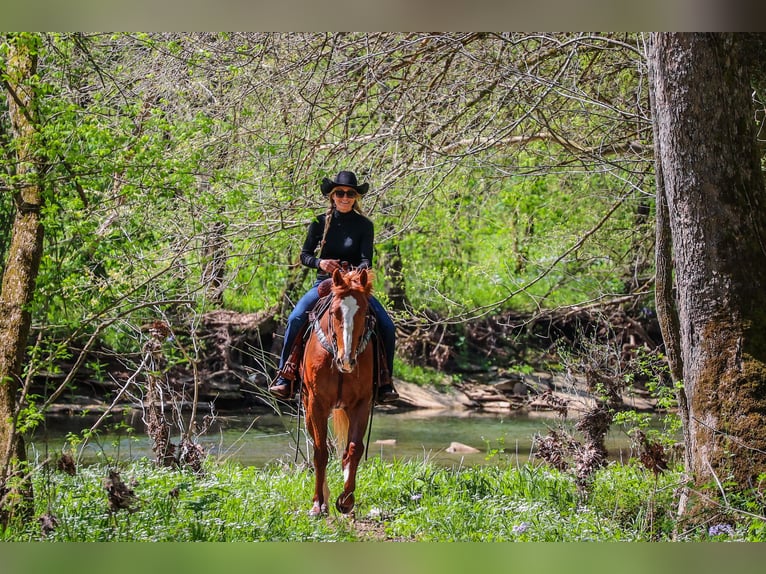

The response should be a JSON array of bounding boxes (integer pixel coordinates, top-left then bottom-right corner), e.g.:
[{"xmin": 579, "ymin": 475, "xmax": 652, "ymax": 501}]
[
  {"xmin": 649, "ymin": 33, "xmax": 766, "ymax": 512},
  {"xmin": 0, "ymin": 34, "xmax": 44, "ymax": 517}
]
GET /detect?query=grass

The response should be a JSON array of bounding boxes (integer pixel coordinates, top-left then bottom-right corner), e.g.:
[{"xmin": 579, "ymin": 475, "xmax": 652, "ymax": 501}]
[
  {"xmin": 3, "ymin": 454, "xmax": 764, "ymax": 542},
  {"xmin": 392, "ymin": 358, "xmax": 455, "ymax": 389}
]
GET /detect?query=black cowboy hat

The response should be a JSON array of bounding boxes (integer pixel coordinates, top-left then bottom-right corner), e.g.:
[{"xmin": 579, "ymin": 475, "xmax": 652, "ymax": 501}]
[{"xmin": 320, "ymin": 170, "xmax": 369, "ymax": 196}]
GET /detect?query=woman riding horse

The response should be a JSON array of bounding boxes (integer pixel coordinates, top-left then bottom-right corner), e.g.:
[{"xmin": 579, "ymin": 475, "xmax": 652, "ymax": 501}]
[{"xmin": 269, "ymin": 170, "xmax": 399, "ymax": 403}]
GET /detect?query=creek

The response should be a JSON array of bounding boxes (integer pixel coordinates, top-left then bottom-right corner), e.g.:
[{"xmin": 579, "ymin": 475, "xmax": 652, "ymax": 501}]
[{"xmin": 29, "ymin": 408, "xmax": 648, "ymax": 468}]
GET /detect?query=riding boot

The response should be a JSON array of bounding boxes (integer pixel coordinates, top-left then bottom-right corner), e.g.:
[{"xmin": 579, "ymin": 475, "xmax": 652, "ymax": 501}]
[
  {"xmin": 269, "ymin": 354, "xmax": 300, "ymax": 399},
  {"xmin": 269, "ymin": 375, "xmax": 293, "ymax": 399},
  {"xmin": 269, "ymin": 325, "xmax": 308, "ymax": 399},
  {"xmin": 375, "ymin": 369, "xmax": 400, "ymax": 404},
  {"xmin": 376, "ymin": 383, "xmax": 399, "ymax": 404}
]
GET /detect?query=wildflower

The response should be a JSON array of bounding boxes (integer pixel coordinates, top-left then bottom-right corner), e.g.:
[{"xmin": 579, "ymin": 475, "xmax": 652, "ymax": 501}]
[
  {"xmin": 411, "ymin": 493, "xmax": 423, "ymax": 501},
  {"xmin": 708, "ymin": 524, "xmax": 735, "ymax": 537},
  {"xmin": 512, "ymin": 522, "xmax": 530, "ymax": 534}
]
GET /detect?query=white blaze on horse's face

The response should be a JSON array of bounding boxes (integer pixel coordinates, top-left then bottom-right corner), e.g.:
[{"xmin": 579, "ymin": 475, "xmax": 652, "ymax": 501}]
[{"xmin": 338, "ymin": 294, "xmax": 360, "ymax": 372}]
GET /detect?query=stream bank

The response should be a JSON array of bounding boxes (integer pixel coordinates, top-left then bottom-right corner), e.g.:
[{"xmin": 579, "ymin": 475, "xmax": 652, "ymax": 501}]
[{"xmin": 38, "ymin": 296, "xmax": 663, "ymax": 420}]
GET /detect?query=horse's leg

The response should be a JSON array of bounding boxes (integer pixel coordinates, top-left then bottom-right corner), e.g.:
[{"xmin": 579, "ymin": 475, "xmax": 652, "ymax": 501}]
[
  {"xmin": 306, "ymin": 406, "xmax": 331, "ymax": 517},
  {"xmin": 335, "ymin": 402, "xmax": 371, "ymax": 515}
]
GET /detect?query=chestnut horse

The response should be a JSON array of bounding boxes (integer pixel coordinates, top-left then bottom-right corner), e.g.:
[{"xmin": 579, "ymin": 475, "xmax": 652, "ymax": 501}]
[{"xmin": 301, "ymin": 267, "xmax": 375, "ymax": 516}]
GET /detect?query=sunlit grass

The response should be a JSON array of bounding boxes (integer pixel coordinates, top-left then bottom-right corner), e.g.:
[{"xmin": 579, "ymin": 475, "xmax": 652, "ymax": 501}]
[
  {"xmin": 8, "ymin": 454, "xmax": 758, "ymax": 542},
  {"xmin": 392, "ymin": 358, "xmax": 455, "ymax": 388}
]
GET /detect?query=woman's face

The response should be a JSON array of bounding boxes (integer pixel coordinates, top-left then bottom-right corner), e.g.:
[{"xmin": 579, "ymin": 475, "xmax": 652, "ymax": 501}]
[{"xmin": 332, "ymin": 186, "xmax": 358, "ymax": 213}]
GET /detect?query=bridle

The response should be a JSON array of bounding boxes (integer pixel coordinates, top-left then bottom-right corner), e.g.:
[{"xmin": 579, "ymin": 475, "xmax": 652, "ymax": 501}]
[{"xmin": 311, "ymin": 292, "xmax": 376, "ymax": 371}]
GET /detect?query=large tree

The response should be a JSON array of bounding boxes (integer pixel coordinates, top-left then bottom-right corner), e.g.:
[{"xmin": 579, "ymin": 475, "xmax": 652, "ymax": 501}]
[
  {"xmin": 649, "ymin": 33, "xmax": 766, "ymax": 517},
  {"xmin": 0, "ymin": 34, "xmax": 44, "ymax": 514}
]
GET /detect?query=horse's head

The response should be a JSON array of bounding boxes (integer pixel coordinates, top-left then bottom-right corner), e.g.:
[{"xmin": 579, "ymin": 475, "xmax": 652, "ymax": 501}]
[{"xmin": 330, "ymin": 268, "xmax": 373, "ymax": 373}]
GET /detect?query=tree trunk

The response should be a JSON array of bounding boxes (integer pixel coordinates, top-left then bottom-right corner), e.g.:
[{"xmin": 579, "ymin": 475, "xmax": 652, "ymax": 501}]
[
  {"xmin": 378, "ymin": 236, "xmax": 408, "ymax": 312},
  {"xmin": 649, "ymin": 33, "xmax": 766, "ymax": 510},
  {"xmin": 202, "ymin": 218, "xmax": 227, "ymax": 305},
  {"xmin": 0, "ymin": 34, "xmax": 43, "ymax": 518}
]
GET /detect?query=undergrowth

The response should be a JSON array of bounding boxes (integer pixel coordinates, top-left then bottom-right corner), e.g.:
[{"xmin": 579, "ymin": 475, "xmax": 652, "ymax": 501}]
[{"xmin": 3, "ymin": 455, "xmax": 764, "ymax": 542}]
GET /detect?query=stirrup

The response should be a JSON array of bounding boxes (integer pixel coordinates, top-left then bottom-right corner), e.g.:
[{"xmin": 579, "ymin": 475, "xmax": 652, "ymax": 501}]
[
  {"xmin": 376, "ymin": 384, "xmax": 399, "ymax": 404},
  {"xmin": 269, "ymin": 377, "xmax": 293, "ymax": 399}
]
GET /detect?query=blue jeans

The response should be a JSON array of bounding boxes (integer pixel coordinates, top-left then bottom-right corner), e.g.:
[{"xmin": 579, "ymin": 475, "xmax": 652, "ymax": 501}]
[{"xmin": 278, "ymin": 279, "xmax": 396, "ymax": 377}]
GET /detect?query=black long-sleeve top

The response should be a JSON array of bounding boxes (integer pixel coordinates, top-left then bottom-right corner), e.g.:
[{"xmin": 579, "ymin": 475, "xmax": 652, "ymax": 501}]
[{"xmin": 300, "ymin": 209, "xmax": 374, "ymax": 280}]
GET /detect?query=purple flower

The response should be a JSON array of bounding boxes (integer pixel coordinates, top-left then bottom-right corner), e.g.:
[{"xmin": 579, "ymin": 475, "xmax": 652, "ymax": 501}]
[
  {"xmin": 708, "ymin": 524, "xmax": 735, "ymax": 537},
  {"xmin": 512, "ymin": 522, "xmax": 530, "ymax": 534}
]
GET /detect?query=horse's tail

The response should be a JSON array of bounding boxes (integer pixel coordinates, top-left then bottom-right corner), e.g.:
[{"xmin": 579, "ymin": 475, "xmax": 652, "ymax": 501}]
[{"xmin": 332, "ymin": 408, "xmax": 349, "ymax": 455}]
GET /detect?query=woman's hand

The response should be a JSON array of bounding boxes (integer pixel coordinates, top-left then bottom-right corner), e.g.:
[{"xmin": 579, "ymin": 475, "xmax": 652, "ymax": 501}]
[{"xmin": 319, "ymin": 259, "xmax": 342, "ymax": 273}]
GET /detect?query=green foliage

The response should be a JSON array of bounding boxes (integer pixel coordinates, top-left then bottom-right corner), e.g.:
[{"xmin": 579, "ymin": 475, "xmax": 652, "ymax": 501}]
[
  {"xmin": 615, "ymin": 348, "xmax": 683, "ymax": 446},
  {"xmin": 5, "ymin": 460, "xmax": 359, "ymax": 542},
  {"xmin": 15, "ymin": 395, "xmax": 45, "ymax": 434},
  {"xmin": 587, "ymin": 463, "xmax": 678, "ymax": 537},
  {"xmin": 392, "ymin": 357, "xmax": 455, "ymax": 388},
  {"xmin": 6, "ymin": 456, "xmax": 756, "ymax": 542},
  {"xmin": 397, "ymin": 158, "xmax": 651, "ymax": 315},
  {"xmin": 4, "ymin": 33, "xmax": 654, "ymax": 354}
]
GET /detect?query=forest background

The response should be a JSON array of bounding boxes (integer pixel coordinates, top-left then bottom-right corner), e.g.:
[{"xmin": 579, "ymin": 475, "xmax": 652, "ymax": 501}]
[
  {"xmin": 0, "ymin": 32, "xmax": 659, "ymax": 408},
  {"xmin": 5, "ymin": 33, "xmax": 766, "ymax": 539}
]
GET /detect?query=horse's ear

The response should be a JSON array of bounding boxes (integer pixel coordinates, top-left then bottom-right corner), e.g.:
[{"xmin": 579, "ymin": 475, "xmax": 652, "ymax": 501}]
[
  {"xmin": 332, "ymin": 268, "xmax": 344, "ymax": 286},
  {"xmin": 359, "ymin": 268, "xmax": 368, "ymax": 287}
]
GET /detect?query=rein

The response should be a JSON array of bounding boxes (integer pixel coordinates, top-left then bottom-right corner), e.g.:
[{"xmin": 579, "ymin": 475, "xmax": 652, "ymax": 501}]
[
  {"xmin": 310, "ymin": 295, "xmax": 335, "ymax": 355},
  {"xmin": 310, "ymin": 295, "xmax": 375, "ymax": 366}
]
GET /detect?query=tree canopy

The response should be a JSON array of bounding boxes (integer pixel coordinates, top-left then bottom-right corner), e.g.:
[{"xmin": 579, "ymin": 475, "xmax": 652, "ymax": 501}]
[{"xmin": 2, "ymin": 33, "xmax": 654, "ymax": 342}]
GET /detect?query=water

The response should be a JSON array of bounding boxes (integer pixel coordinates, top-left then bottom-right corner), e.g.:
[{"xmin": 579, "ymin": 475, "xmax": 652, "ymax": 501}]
[{"xmin": 27, "ymin": 408, "xmax": 649, "ymax": 468}]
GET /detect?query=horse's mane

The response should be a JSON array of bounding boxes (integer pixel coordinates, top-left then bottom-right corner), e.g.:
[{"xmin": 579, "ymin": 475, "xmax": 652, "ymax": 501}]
[{"xmin": 331, "ymin": 268, "xmax": 374, "ymax": 298}]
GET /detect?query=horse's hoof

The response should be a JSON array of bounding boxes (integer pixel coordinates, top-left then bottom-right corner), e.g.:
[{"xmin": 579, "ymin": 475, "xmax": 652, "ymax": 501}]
[
  {"xmin": 335, "ymin": 492, "xmax": 355, "ymax": 515},
  {"xmin": 309, "ymin": 503, "xmax": 328, "ymax": 517}
]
